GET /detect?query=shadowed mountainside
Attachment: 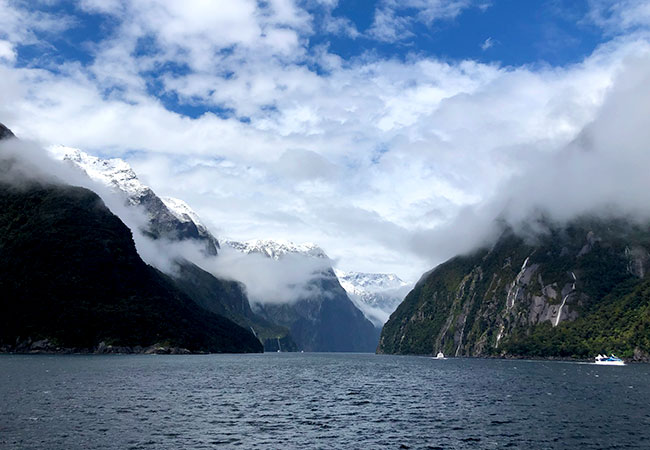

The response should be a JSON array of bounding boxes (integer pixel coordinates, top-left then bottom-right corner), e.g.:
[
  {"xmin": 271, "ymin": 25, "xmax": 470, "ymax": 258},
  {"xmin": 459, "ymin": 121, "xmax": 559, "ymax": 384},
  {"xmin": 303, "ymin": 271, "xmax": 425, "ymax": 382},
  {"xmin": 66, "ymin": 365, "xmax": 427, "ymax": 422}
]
[{"xmin": 0, "ymin": 124, "xmax": 262, "ymax": 353}]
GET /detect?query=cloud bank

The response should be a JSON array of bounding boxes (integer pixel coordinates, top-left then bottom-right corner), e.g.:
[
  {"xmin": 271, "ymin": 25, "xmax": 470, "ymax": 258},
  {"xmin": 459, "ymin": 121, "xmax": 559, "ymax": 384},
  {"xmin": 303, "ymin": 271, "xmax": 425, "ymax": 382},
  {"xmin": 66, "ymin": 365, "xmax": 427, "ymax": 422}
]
[
  {"xmin": 0, "ymin": 135, "xmax": 332, "ymax": 306},
  {"xmin": 408, "ymin": 49, "xmax": 650, "ymax": 262},
  {"xmin": 1, "ymin": 1, "xmax": 650, "ymax": 280}
]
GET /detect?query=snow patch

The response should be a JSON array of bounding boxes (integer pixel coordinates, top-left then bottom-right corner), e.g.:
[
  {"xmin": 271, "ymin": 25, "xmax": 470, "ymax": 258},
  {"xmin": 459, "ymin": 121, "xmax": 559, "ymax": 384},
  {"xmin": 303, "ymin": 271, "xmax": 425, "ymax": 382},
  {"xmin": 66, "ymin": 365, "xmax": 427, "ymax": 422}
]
[{"xmin": 335, "ymin": 269, "xmax": 411, "ymax": 327}]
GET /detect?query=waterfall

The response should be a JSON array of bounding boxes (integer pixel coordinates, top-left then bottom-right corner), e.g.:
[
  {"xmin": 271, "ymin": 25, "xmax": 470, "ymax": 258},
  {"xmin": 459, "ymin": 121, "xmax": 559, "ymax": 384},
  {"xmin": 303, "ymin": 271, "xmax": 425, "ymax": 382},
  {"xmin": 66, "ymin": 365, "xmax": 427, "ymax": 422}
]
[
  {"xmin": 555, "ymin": 272, "xmax": 577, "ymax": 327},
  {"xmin": 506, "ymin": 256, "xmax": 531, "ymax": 310},
  {"xmin": 554, "ymin": 294, "xmax": 569, "ymax": 327},
  {"xmin": 495, "ymin": 324, "xmax": 505, "ymax": 347},
  {"xmin": 277, "ymin": 337, "xmax": 281, "ymax": 352}
]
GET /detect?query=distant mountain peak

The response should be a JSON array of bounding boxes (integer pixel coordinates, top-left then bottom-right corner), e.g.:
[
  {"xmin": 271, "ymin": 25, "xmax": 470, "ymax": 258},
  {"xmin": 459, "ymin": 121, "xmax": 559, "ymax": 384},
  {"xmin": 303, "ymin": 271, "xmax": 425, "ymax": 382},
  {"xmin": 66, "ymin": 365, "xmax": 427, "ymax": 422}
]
[
  {"xmin": 223, "ymin": 238, "xmax": 328, "ymax": 260},
  {"xmin": 335, "ymin": 270, "xmax": 408, "ymax": 292},
  {"xmin": 335, "ymin": 269, "xmax": 411, "ymax": 327}
]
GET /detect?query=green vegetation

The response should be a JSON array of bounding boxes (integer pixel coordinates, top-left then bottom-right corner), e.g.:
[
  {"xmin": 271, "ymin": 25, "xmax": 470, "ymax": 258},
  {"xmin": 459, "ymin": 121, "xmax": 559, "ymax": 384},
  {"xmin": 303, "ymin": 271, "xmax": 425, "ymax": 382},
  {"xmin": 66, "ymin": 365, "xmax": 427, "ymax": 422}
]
[
  {"xmin": 0, "ymin": 182, "xmax": 262, "ymax": 353},
  {"xmin": 379, "ymin": 217, "xmax": 650, "ymax": 359},
  {"xmin": 503, "ymin": 277, "xmax": 650, "ymax": 358},
  {"xmin": 173, "ymin": 261, "xmax": 298, "ymax": 351}
]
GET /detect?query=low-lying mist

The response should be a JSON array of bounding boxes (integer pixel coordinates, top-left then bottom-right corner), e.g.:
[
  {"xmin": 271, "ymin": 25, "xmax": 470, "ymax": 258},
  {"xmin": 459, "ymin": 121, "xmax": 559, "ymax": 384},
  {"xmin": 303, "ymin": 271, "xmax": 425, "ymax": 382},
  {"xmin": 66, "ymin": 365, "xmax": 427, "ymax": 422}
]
[
  {"xmin": 147, "ymin": 238, "xmax": 337, "ymax": 305},
  {"xmin": 0, "ymin": 136, "xmax": 335, "ymax": 306},
  {"xmin": 0, "ymin": 137, "xmax": 153, "ymax": 238}
]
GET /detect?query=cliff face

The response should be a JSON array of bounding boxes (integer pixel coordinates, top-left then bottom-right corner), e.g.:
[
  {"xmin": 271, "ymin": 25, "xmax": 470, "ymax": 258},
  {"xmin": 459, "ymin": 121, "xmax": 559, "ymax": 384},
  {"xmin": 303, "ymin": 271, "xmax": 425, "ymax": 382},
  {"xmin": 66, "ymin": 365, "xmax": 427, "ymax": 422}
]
[
  {"xmin": 378, "ymin": 218, "xmax": 650, "ymax": 359},
  {"xmin": 253, "ymin": 269, "xmax": 381, "ymax": 352},
  {"xmin": 171, "ymin": 261, "xmax": 298, "ymax": 352},
  {"xmin": 0, "ymin": 183, "xmax": 262, "ymax": 353},
  {"xmin": 0, "ymin": 124, "xmax": 261, "ymax": 353},
  {"xmin": 225, "ymin": 240, "xmax": 381, "ymax": 352}
]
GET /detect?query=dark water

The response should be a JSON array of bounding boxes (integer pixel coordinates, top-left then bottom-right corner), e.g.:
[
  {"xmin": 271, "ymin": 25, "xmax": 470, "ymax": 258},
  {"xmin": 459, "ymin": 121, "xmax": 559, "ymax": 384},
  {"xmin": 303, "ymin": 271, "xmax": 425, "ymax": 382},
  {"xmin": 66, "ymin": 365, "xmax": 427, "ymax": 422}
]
[{"xmin": 1, "ymin": 354, "xmax": 649, "ymax": 449}]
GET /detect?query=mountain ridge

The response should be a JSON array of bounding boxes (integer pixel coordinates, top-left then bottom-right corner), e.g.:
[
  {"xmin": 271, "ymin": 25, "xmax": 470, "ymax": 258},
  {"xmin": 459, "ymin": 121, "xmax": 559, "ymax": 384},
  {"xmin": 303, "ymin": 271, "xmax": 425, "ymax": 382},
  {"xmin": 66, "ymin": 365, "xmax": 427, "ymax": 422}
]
[
  {"xmin": 225, "ymin": 239, "xmax": 381, "ymax": 352},
  {"xmin": 50, "ymin": 145, "xmax": 220, "ymax": 256},
  {"xmin": 378, "ymin": 216, "xmax": 650, "ymax": 360},
  {"xmin": 0, "ymin": 182, "xmax": 262, "ymax": 353},
  {"xmin": 0, "ymin": 124, "xmax": 262, "ymax": 354}
]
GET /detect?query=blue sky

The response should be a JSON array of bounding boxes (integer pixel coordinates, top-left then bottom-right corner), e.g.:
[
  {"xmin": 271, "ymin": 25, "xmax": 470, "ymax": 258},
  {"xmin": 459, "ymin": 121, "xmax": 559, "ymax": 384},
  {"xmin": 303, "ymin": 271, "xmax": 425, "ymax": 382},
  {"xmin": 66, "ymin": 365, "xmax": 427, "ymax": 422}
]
[
  {"xmin": 1, "ymin": 0, "xmax": 650, "ymax": 279},
  {"xmin": 322, "ymin": 0, "xmax": 605, "ymax": 64},
  {"xmin": 8, "ymin": 0, "xmax": 617, "ymax": 119}
]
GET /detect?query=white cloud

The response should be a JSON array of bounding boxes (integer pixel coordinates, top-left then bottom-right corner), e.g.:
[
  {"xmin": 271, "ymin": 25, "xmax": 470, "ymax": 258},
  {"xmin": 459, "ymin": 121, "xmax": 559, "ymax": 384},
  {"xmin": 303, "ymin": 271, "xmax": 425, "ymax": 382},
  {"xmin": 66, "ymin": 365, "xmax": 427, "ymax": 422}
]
[
  {"xmin": 0, "ymin": 40, "xmax": 15, "ymax": 61},
  {"xmin": 368, "ymin": 7, "xmax": 415, "ymax": 42},
  {"xmin": 323, "ymin": 14, "xmax": 360, "ymax": 38},
  {"xmin": 1, "ymin": 1, "xmax": 650, "ymax": 282},
  {"xmin": 78, "ymin": 0, "xmax": 125, "ymax": 15},
  {"xmin": 478, "ymin": 2, "xmax": 491, "ymax": 12},
  {"xmin": 587, "ymin": 0, "xmax": 650, "ymax": 34},
  {"xmin": 0, "ymin": 0, "xmax": 74, "ymax": 46},
  {"xmin": 481, "ymin": 36, "xmax": 495, "ymax": 50},
  {"xmin": 368, "ymin": 0, "xmax": 472, "ymax": 41}
]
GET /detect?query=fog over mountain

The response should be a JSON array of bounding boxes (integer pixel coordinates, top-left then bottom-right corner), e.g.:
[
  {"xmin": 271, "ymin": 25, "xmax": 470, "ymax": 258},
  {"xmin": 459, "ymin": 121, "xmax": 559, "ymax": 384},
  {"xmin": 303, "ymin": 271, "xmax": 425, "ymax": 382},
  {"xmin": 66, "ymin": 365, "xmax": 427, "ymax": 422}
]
[
  {"xmin": 1, "ymin": 2, "xmax": 650, "ymax": 282},
  {"xmin": 408, "ymin": 52, "xmax": 650, "ymax": 264},
  {"xmin": 43, "ymin": 144, "xmax": 340, "ymax": 305}
]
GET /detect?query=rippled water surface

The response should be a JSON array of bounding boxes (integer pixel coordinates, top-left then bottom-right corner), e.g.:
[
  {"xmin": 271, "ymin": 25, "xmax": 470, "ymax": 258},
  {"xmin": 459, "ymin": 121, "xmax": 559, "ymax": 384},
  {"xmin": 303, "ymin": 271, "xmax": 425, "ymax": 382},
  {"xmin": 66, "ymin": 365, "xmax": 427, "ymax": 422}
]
[{"xmin": 1, "ymin": 353, "xmax": 649, "ymax": 449}]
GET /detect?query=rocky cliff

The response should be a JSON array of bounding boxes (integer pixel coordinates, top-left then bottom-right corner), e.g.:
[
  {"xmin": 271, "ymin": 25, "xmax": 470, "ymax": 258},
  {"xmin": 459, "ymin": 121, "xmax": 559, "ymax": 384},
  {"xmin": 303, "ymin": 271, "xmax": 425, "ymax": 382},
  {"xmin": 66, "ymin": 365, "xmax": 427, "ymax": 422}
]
[
  {"xmin": 50, "ymin": 145, "xmax": 220, "ymax": 255},
  {"xmin": 378, "ymin": 217, "xmax": 650, "ymax": 360},
  {"xmin": 0, "ymin": 124, "xmax": 262, "ymax": 353},
  {"xmin": 226, "ymin": 239, "xmax": 381, "ymax": 352},
  {"xmin": 0, "ymin": 184, "xmax": 262, "ymax": 353}
]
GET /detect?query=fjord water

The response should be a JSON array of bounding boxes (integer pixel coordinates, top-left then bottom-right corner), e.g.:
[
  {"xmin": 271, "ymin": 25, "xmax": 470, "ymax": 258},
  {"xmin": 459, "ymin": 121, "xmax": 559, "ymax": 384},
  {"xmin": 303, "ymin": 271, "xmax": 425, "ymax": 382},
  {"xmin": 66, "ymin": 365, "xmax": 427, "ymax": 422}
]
[{"xmin": 1, "ymin": 354, "xmax": 648, "ymax": 449}]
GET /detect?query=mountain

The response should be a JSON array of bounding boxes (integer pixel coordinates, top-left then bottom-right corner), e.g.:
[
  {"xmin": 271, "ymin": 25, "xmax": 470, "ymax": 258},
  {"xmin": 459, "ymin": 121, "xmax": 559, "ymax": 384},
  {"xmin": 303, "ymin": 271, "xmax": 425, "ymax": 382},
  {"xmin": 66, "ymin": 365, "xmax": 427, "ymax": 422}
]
[
  {"xmin": 50, "ymin": 145, "xmax": 220, "ymax": 255},
  {"xmin": 225, "ymin": 239, "xmax": 381, "ymax": 352},
  {"xmin": 0, "ymin": 123, "xmax": 14, "ymax": 140},
  {"xmin": 335, "ymin": 270, "xmax": 411, "ymax": 328},
  {"xmin": 378, "ymin": 217, "xmax": 650, "ymax": 361},
  {"xmin": 171, "ymin": 260, "xmax": 298, "ymax": 352},
  {"xmin": 50, "ymin": 145, "xmax": 298, "ymax": 352},
  {"xmin": 226, "ymin": 239, "xmax": 328, "ymax": 259},
  {"xmin": 0, "ymin": 125, "xmax": 262, "ymax": 353}
]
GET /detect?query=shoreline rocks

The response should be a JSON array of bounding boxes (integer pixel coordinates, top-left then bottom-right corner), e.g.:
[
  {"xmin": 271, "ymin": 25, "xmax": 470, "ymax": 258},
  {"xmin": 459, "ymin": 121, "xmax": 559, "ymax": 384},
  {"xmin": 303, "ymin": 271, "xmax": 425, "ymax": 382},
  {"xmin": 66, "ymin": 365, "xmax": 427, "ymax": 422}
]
[{"xmin": 0, "ymin": 339, "xmax": 194, "ymax": 355}]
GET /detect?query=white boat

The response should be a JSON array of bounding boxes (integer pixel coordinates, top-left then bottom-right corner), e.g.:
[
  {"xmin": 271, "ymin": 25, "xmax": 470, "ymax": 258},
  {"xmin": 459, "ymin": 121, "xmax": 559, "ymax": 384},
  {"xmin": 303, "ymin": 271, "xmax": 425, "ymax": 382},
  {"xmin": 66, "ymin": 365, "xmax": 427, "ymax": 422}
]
[
  {"xmin": 594, "ymin": 354, "xmax": 625, "ymax": 366},
  {"xmin": 435, "ymin": 352, "xmax": 445, "ymax": 360}
]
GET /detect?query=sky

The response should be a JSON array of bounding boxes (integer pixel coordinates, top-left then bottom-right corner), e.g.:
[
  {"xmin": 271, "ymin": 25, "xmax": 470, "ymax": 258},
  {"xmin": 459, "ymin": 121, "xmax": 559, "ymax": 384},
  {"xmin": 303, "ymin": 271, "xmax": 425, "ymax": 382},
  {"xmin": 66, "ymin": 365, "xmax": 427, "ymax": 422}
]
[{"xmin": 1, "ymin": 0, "xmax": 650, "ymax": 281}]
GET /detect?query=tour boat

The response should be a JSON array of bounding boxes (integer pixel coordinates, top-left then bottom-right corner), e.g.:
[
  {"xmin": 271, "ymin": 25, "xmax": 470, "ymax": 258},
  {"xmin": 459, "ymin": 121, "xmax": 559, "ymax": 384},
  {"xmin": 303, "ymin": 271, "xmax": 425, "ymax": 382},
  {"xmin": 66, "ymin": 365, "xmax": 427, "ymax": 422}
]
[
  {"xmin": 435, "ymin": 352, "xmax": 445, "ymax": 360},
  {"xmin": 594, "ymin": 354, "xmax": 625, "ymax": 366}
]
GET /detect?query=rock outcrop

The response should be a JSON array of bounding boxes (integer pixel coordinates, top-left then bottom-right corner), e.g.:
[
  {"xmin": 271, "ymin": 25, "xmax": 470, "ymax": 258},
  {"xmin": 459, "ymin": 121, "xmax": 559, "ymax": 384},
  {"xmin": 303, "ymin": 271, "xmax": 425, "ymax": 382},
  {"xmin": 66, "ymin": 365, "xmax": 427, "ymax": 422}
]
[{"xmin": 379, "ymin": 217, "xmax": 650, "ymax": 359}]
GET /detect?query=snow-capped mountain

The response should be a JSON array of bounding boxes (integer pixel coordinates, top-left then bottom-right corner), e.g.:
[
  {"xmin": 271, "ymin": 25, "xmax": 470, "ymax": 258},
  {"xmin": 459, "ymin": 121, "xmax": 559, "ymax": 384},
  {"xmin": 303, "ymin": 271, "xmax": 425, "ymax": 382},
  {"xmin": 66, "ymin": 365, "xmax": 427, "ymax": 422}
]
[
  {"xmin": 49, "ymin": 146, "xmax": 149, "ymax": 200},
  {"xmin": 224, "ymin": 238, "xmax": 379, "ymax": 352},
  {"xmin": 49, "ymin": 145, "xmax": 219, "ymax": 255},
  {"xmin": 160, "ymin": 196, "xmax": 215, "ymax": 242},
  {"xmin": 335, "ymin": 270, "xmax": 412, "ymax": 328},
  {"xmin": 223, "ymin": 239, "xmax": 328, "ymax": 260}
]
